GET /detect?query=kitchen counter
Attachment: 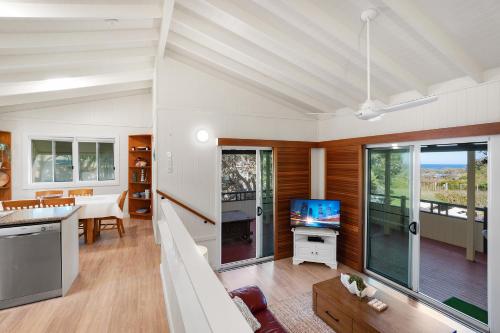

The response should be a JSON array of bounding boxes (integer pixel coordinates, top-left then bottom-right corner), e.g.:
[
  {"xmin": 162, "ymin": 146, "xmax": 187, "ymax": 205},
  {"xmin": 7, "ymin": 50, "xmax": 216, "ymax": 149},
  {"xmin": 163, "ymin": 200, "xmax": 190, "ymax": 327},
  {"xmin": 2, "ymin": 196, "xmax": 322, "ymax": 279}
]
[{"xmin": 0, "ymin": 206, "xmax": 81, "ymax": 227}]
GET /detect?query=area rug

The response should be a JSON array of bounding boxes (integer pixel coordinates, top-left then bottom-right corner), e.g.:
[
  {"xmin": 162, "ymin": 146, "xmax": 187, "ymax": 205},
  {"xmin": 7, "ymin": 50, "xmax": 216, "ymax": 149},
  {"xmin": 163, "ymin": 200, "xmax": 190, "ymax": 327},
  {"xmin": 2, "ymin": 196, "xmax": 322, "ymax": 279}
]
[
  {"xmin": 444, "ymin": 297, "xmax": 488, "ymax": 324},
  {"xmin": 269, "ymin": 292, "xmax": 335, "ymax": 333}
]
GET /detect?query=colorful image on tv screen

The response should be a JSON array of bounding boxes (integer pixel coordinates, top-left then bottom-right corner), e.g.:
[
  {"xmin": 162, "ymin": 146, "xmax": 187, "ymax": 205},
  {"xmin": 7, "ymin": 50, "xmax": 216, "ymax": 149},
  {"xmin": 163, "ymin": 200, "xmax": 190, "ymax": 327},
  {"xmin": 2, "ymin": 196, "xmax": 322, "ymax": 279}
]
[{"xmin": 290, "ymin": 199, "xmax": 340, "ymax": 229}]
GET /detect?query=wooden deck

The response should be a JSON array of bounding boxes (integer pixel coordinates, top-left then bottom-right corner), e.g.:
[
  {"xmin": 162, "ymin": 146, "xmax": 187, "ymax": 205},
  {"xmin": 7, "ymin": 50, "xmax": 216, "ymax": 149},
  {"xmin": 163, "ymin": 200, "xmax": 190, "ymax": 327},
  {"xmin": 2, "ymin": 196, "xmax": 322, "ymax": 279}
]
[
  {"xmin": 420, "ymin": 237, "xmax": 487, "ymax": 310},
  {"xmin": 0, "ymin": 218, "xmax": 168, "ymax": 333}
]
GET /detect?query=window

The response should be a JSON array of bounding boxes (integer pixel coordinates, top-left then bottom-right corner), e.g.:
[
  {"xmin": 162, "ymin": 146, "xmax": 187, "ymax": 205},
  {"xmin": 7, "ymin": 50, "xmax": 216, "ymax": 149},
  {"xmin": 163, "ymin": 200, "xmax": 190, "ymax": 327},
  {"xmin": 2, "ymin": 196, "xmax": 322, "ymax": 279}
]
[
  {"xmin": 78, "ymin": 141, "xmax": 115, "ymax": 181},
  {"xmin": 31, "ymin": 139, "xmax": 73, "ymax": 183},
  {"xmin": 29, "ymin": 136, "xmax": 117, "ymax": 186}
]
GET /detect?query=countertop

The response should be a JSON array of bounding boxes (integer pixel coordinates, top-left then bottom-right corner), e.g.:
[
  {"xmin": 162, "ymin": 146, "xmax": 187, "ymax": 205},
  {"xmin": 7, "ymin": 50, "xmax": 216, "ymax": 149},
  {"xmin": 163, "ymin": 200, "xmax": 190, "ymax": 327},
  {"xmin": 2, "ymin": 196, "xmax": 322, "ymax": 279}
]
[{"xmin": 0, "ymin": 206, "xmax": 81, "ymax": 227}]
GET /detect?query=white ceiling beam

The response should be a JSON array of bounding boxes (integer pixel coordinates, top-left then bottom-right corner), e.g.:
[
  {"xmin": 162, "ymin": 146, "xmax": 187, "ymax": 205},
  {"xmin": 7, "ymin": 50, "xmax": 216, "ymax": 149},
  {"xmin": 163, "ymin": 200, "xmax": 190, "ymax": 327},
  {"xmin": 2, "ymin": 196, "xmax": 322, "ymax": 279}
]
[
  {"xmin": 0, "ymin": 88, "xmax": 151, "ymax": 114},
  {"xmin": 0, "ymin": 3, "xmax": 162, "ymax": 19},
  {"xmin": 176, "ymin": 0, "xmax": 385, "ymax": 103},
  {"xmin": 167, "ymin": 33, "xmax": 341, "ymax": 113},
  {"xmin": 0, "ymin": 29, "xmax": 159, "ymax": 49},
  {"xmin": 157, "ymin": 0, "xmax": 175, "ymax": 58},
  {"xmin": 0, "ymin": 82, "xmax": 152, "ymax": 108},
  {"xmin": 171, "ymin": 18, "xmax": 357, "ymax": 109},
  {"xmin": 0, "ymin": 69, "xmax": 153, "ymax": 97},
  {"xmin": 253, "ymin": 0, "xmax": 428, "ymax": 95},
  {"xmin": 373, "ymin": 0, "xmax": 483, "ymax": 82},
  {"xmin": 0, "ymin": 60, "xmax": 155, "ymax": 82},
  {"xmin": 0, "ymin": 47, "xmax": 156, "ymax": 71}
]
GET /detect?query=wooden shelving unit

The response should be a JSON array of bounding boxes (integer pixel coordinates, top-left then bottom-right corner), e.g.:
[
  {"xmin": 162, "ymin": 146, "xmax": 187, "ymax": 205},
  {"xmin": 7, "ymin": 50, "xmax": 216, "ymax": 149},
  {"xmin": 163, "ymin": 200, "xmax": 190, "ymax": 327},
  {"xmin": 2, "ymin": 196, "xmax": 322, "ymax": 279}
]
[
  {"xmin": 0, "ymin": 131, "xmax": 12, "ymax": 201},
  {"xmin": 128, "ymin": 134, "xmax": 152, "ymax": 220}
]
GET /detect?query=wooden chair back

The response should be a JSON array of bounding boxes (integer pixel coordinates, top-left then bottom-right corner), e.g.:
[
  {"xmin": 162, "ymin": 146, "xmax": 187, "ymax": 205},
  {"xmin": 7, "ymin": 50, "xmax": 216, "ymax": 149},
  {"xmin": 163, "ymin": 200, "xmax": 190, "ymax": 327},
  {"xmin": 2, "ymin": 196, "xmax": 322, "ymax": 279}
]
[
  {"xmin": 118, "ymin": 190, "xmax": 128, "ymax": 211},
  {"xmin": 42, "ymin": 197, "xmax": 75, "ymax": 207},
  {"xmin": 2, "ymin": 199, "xmax": 41, "ymax": 210},
  {"xmin": 35, "ymin": 190, "xmax": 64, "ymax": 199},
  {"xmin": 68, "ymin": 188, "xmax": 93, "ymax": 197}
]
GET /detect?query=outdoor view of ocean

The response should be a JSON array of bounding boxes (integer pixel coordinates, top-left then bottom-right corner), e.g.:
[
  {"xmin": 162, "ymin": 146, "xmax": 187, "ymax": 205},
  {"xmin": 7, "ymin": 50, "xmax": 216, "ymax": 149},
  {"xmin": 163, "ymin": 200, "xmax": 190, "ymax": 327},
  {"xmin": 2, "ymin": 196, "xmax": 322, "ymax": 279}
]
[{"xmin": 421, "ymin": 164, "xmax": 466, "ymax": 169}]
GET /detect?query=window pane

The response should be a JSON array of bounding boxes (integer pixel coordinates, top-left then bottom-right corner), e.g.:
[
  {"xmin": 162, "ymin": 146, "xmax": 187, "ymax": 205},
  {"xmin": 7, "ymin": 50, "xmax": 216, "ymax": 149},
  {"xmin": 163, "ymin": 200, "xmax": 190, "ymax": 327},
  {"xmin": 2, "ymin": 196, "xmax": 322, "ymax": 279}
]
[
  {"xmin": 79, "ymin": 142, "xmax": 97, "ymax": 181},
  {"xmin": 55, "ymin": 141, "xmax": 73, "ymax": 182},
  {"xmin": 32, "ymin": 140, "xmax": 53, "ymax": 183},
  {"xmin": 98, "ymin": 142, "xmax": 115, "ymax": 181}
]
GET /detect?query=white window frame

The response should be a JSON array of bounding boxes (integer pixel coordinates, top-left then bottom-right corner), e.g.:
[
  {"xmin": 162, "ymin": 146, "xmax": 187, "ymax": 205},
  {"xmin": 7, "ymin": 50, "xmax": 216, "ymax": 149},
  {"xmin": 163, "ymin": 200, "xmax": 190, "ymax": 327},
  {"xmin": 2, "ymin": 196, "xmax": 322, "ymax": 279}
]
[{"xmin": 25, "ymin": 135, "xmax": 120, "ymax": 189}]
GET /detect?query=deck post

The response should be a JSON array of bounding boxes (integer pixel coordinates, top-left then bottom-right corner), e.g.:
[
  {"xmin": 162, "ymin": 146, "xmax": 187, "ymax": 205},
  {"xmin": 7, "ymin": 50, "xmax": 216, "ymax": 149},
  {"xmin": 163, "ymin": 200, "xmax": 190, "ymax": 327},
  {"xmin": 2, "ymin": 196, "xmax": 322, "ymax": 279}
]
[{"xmin": 466, "ymin": 150, "xmax": 476, "ymax": 261}]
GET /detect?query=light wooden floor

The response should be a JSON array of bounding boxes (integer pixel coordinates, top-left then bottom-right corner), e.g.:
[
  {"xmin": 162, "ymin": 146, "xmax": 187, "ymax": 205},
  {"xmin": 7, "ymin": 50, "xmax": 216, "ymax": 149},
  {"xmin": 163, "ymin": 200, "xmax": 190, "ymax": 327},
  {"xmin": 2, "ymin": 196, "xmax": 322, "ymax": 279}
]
[
  {"xmin": 218, "ymin": 259, "xmax": 354, "ymax": 305},
  {"xmin": 0, "ymin": 218, "xmax": 168, "ymax": 333}
]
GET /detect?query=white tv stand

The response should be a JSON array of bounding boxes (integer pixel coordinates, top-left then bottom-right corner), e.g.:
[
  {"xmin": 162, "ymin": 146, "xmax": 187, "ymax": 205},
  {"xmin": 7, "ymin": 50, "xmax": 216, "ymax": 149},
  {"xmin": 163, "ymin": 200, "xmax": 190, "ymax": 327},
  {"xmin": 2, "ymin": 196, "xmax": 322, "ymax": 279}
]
[{"xmin": 292, "ymin": 227, "xmax": 338, "ymax": 269}]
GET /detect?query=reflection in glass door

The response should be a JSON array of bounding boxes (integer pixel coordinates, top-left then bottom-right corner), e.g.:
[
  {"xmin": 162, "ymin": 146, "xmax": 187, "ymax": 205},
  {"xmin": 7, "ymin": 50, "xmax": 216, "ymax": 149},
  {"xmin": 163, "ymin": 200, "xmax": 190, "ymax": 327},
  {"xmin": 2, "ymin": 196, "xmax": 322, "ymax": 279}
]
[
  {"xmin": 366, "ymin": 147, "xmax": 413, "ymax": 287},
  {"xmin": 258, "ymin": 150, "xmax": 274, "ymax": 258},
  {"xmin": 221, "ymin": 149, "xmax": 274, "ymax": 267}
]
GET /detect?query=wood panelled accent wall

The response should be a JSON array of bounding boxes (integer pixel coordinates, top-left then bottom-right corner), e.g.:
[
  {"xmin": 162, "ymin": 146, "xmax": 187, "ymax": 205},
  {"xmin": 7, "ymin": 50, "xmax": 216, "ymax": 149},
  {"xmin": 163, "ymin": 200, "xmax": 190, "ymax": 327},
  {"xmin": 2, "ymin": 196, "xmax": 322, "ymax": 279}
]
[
  {"xmin": 325, "ymin": 145, "xmax": 364, "ymax": 271},
  {"xmin": 274, "ymin": 147, "xmax": 311, "ymax": 260}
]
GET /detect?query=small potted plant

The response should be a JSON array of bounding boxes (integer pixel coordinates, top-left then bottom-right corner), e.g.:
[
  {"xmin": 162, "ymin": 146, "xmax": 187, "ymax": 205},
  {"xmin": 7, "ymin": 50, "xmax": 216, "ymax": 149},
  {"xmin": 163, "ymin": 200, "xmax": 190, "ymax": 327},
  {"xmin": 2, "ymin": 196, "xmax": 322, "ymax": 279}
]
[
  {"xmin": 340, "ymin": 273, "xmax": 377, "ymax": 298},
  {"xmin": 0, "ymin": 143, "xmax": 9, "ymax": 169}
]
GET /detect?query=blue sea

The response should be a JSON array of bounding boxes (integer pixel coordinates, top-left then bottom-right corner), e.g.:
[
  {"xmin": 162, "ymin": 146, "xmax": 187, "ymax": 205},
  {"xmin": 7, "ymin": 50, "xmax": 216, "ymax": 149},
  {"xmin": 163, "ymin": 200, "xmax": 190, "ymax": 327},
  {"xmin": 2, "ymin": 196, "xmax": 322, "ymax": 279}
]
[{"xmin": 421, "ymin": 164, "xmax": 466, "ymax": 169}]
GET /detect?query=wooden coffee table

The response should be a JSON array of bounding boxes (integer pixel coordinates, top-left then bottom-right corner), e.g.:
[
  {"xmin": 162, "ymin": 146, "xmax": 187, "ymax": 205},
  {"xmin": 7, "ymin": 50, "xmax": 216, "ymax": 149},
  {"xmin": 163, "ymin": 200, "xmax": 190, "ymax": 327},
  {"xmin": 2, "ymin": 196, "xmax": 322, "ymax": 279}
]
[{"xmin": 312, "ymin": 277, "xmax": 456, "ymax": 333}]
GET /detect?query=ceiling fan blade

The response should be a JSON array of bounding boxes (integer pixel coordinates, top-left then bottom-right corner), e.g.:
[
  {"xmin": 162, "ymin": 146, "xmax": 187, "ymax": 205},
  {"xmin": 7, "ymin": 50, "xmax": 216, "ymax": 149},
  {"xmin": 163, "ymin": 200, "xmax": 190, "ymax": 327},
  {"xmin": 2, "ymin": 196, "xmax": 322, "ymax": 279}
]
[{"xmin": 382, "ymin": 95, "xmax": 438, "ymax": 113}]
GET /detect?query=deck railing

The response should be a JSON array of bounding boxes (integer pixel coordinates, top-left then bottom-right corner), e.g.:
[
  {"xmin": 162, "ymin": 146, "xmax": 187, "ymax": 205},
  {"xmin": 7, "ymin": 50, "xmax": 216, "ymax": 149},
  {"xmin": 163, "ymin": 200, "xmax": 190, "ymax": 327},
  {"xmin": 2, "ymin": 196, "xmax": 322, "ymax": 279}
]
[{"xmin": 370, "ymin": 193, "xmax": 487, "ymax": 223}]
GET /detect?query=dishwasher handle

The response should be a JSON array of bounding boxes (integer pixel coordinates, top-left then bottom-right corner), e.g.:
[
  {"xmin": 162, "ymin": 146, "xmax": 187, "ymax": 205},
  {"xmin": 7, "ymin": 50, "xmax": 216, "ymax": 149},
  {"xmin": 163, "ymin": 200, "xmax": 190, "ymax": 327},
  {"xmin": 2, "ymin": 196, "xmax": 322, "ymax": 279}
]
[{"xmin": 0, "ymin": 232, "xmax": 42, "ymax": 239}]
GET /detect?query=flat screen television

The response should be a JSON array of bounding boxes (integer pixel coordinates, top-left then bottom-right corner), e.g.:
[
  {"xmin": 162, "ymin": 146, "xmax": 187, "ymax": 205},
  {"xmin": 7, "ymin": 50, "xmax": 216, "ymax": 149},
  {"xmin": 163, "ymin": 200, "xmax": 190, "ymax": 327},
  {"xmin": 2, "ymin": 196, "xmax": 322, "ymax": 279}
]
[{"xmin": 290, "ymin": 199, "xmax": 341, "ymax": 230}]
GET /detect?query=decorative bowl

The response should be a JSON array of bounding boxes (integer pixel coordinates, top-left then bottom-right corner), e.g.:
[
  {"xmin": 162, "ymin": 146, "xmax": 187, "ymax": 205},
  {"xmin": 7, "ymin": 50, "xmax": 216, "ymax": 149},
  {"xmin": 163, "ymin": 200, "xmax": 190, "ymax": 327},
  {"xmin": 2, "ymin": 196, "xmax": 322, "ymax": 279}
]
[{"xmin": 340, "ymin": 273, "xmax": 377, "ymax": 298}]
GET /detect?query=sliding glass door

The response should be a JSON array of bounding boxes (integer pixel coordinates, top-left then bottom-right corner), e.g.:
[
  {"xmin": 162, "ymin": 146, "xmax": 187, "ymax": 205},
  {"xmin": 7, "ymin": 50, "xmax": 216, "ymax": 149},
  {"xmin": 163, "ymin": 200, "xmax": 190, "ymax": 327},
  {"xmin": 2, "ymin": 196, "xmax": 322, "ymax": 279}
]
[
  {"xmin": 366, "ymin": 147, "xmax": 414, "ymax": 287},
  {"xmin": 220, "ymin": 148, "xmax": 274, "ymax": 267},
  {"xmin": 365, "ymin": 140, "xmax": 489, "ymax": 330}
]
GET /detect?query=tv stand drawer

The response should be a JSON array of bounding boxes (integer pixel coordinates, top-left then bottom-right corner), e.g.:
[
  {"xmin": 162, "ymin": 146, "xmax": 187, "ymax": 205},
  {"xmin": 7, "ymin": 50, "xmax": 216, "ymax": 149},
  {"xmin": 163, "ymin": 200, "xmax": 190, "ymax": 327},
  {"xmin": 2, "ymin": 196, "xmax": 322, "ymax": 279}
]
[{"xmin": 316, "ymin": 294, "xmax": 353, "ymax": 333}]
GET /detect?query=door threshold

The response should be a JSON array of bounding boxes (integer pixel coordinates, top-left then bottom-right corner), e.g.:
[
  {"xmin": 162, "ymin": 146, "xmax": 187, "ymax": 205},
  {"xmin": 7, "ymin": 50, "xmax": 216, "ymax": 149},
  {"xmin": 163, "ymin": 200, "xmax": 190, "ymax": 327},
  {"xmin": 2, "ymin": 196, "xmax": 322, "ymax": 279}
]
[{"xmin": 218, "ymin": 256, "xmax": 274, "ymax": 273}]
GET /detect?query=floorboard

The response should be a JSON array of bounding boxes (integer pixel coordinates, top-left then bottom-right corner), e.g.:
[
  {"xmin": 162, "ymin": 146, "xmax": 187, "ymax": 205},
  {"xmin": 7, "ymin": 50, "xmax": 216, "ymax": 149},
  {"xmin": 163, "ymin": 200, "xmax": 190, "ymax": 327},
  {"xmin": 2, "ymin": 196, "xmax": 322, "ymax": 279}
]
[{"xmin": 0, "ymin": 218, "xmax": 168, "ymax": 333}]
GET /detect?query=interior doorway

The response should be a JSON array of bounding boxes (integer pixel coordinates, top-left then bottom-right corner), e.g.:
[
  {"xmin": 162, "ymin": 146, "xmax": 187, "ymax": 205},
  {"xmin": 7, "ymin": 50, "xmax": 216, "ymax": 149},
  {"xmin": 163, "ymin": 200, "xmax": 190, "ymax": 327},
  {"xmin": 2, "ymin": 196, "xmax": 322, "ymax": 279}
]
[
  {"xmin": 365, "ymin": 139, "xmax": 489, "ymax": 330},
  {"xmin": 220, "ymin": 148, "xmax": 274, "ymax": 268}
]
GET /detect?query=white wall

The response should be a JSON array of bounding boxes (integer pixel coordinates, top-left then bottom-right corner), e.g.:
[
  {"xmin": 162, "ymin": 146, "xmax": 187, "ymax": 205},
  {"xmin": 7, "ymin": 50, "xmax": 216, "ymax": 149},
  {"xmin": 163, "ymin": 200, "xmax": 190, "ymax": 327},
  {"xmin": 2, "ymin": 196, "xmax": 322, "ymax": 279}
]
[
  {"xmin": 311, "ymin": 148, "xmax": 325, "ymax": 199},
  {"xmin": 155, "ymin": 57, "xmax": 317, "ymax": 267},
  {"xmin": 319, "ymin": 78, "xmax": 500, "ymax": 141},
  {"xmin": 0, "ymin": 93, "xmax": 153, "ymax": 214}
]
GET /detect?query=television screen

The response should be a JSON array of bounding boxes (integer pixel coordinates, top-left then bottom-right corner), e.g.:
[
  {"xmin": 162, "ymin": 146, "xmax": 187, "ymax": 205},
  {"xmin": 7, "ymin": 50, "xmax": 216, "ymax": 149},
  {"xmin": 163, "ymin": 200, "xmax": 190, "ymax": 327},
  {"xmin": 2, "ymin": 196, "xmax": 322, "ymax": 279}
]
[{"xmin": 290, "ymin": 199, "xmax": 340, "ymax": 229}]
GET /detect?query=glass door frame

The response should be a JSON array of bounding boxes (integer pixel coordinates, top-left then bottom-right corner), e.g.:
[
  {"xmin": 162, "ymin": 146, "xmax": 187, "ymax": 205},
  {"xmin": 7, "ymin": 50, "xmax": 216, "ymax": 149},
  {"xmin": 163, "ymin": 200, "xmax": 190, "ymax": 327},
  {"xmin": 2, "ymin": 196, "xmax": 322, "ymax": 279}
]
[
  {"xmin": 217, "ymin": 146, "xmax": 274, "ymax": 271},
  {"xmin": 364, "ymin": 144, "xmax": 419, "ymax": 289},
  {"xmin": 363, "ymin": 136, "xmax": 490, "ymax": 332}
]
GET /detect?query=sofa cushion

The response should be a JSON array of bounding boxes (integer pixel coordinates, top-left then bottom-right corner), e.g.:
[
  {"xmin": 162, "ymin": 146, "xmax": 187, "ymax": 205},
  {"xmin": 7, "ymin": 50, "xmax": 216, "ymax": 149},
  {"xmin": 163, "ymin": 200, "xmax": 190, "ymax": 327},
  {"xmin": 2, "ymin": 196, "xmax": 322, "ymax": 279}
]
[
  {"xmin": 233, "ymin": 296, "xmax": 262, "ymax": 332},
  {"xmin": 229, "ymin": 285, "xmax": 268, "ymax": 313}
]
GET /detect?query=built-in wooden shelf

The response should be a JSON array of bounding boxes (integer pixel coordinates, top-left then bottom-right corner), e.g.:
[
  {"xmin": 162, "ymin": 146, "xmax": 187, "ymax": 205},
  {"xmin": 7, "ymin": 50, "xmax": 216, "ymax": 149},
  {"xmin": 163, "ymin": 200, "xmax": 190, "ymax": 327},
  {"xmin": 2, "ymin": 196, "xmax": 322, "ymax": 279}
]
[
  {"xmin": 0, "ymin": 131, "xmax": 12, "ymax": 201},
  {"xmin": 128, "ymin": 134, "xmax": 152, "ymax": 221},
  {"xmin": 129, "ymin": 197, "xmax": 151, "ymax": 201}
]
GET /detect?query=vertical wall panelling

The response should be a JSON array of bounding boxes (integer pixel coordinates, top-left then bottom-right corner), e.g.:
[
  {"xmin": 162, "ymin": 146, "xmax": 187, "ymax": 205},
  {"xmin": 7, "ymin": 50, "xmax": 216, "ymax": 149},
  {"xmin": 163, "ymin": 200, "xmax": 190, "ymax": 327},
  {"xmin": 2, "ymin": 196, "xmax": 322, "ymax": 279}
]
[
  {"xmin": 325, "ymin": 144, "xmax": 364, "ymax": 271},
  {"xmin": 274, "ymin": 147, "xmax": 311, "ymax": 260}
]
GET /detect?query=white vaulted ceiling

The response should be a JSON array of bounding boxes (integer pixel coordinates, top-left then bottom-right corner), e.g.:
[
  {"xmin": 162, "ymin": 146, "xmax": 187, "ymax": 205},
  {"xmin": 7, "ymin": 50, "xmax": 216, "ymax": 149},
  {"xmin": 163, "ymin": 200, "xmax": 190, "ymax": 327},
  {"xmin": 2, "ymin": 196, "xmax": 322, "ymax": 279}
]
[
  {"xmin": 1, "ymin": 0, "xmax": 500, "ymax": 114},
  {"xmin": 0, "ymin": 0, "xmax": 162, "ymax": 110}
]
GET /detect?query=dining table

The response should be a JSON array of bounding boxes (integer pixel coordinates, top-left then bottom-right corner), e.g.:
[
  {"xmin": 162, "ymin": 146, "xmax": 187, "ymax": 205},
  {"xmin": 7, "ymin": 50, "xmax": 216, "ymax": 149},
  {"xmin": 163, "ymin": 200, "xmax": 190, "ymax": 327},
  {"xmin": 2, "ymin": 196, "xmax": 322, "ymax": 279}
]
[{"xmin": 75, "ymin": 194, "xmax": 122, "ymax": 244}]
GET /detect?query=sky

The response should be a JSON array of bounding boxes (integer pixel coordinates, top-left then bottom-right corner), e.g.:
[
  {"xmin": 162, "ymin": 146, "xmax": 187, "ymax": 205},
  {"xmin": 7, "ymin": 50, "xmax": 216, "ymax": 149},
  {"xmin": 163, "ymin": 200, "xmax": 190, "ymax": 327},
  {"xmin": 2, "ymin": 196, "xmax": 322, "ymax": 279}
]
[{"xmin": 420, "ymin": 151, "xmax": 466, "ymax": 165}]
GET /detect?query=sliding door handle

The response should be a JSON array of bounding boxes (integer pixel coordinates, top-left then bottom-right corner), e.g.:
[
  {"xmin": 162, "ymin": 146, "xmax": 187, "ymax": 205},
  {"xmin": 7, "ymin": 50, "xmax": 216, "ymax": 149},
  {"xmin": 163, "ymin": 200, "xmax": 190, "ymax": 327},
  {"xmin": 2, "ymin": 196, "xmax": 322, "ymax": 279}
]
[
  {"xmin": 409, "ymin": 221, "xmax": 418, "ymax": 235},
  {"xmin": 257, "ymin": 207, "xmax": 263, "ymax": 216}
]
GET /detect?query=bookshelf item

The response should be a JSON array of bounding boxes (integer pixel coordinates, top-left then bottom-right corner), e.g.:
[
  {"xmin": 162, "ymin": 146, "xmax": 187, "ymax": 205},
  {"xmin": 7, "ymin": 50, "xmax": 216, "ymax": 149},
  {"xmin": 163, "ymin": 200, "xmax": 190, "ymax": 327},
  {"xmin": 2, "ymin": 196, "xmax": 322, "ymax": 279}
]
[
  {"xmin": 128, "ymin": 135, "xmax": 153, "ymax": 220},
  {"xmin": 0, "ymin": 131, "xmax": 12, "ymax": 201}
]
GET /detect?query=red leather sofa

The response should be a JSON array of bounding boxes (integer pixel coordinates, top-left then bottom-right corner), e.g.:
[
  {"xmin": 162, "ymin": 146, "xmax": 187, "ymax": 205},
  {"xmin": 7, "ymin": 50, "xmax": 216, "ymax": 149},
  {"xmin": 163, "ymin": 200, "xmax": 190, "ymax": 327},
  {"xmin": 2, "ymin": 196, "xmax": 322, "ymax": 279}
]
[{"xmin": 230, "ymin": 285, "xmax": 287, "ymax": 333}]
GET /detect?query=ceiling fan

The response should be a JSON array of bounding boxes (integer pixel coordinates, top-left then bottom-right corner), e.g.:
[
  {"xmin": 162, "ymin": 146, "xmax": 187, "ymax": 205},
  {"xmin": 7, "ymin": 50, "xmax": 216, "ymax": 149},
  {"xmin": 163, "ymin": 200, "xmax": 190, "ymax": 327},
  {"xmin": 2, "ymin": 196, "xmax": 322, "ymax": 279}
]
[{"xmin": 355, "ymin": 8, "xmax": 438, "ymax": 121}]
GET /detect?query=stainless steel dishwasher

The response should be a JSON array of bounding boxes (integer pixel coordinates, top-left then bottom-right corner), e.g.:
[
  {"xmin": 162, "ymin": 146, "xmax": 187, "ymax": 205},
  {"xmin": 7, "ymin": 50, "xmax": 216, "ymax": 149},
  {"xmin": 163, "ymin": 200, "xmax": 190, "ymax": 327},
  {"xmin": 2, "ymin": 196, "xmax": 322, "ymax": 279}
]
[{"xmin": 0, "ymin": 222, "xmax": 62, "ymax": 309}]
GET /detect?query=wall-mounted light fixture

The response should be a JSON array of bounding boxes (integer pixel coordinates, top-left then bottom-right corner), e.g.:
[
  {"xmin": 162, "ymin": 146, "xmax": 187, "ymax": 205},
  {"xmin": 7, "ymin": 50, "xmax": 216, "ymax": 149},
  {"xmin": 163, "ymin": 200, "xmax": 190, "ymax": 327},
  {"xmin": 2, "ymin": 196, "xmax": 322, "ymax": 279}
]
[{"xmin": 196, "ymin": 129, "xmax": 209, "ymax": 143}]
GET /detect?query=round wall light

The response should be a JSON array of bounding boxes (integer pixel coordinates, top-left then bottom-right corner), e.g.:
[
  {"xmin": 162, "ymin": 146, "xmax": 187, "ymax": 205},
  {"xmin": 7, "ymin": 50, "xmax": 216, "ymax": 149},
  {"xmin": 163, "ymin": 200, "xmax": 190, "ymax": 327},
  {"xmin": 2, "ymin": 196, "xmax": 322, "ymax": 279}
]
[{"xmin": 196, "ymin": 129, "xmax": 209, "ymax": 143}]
